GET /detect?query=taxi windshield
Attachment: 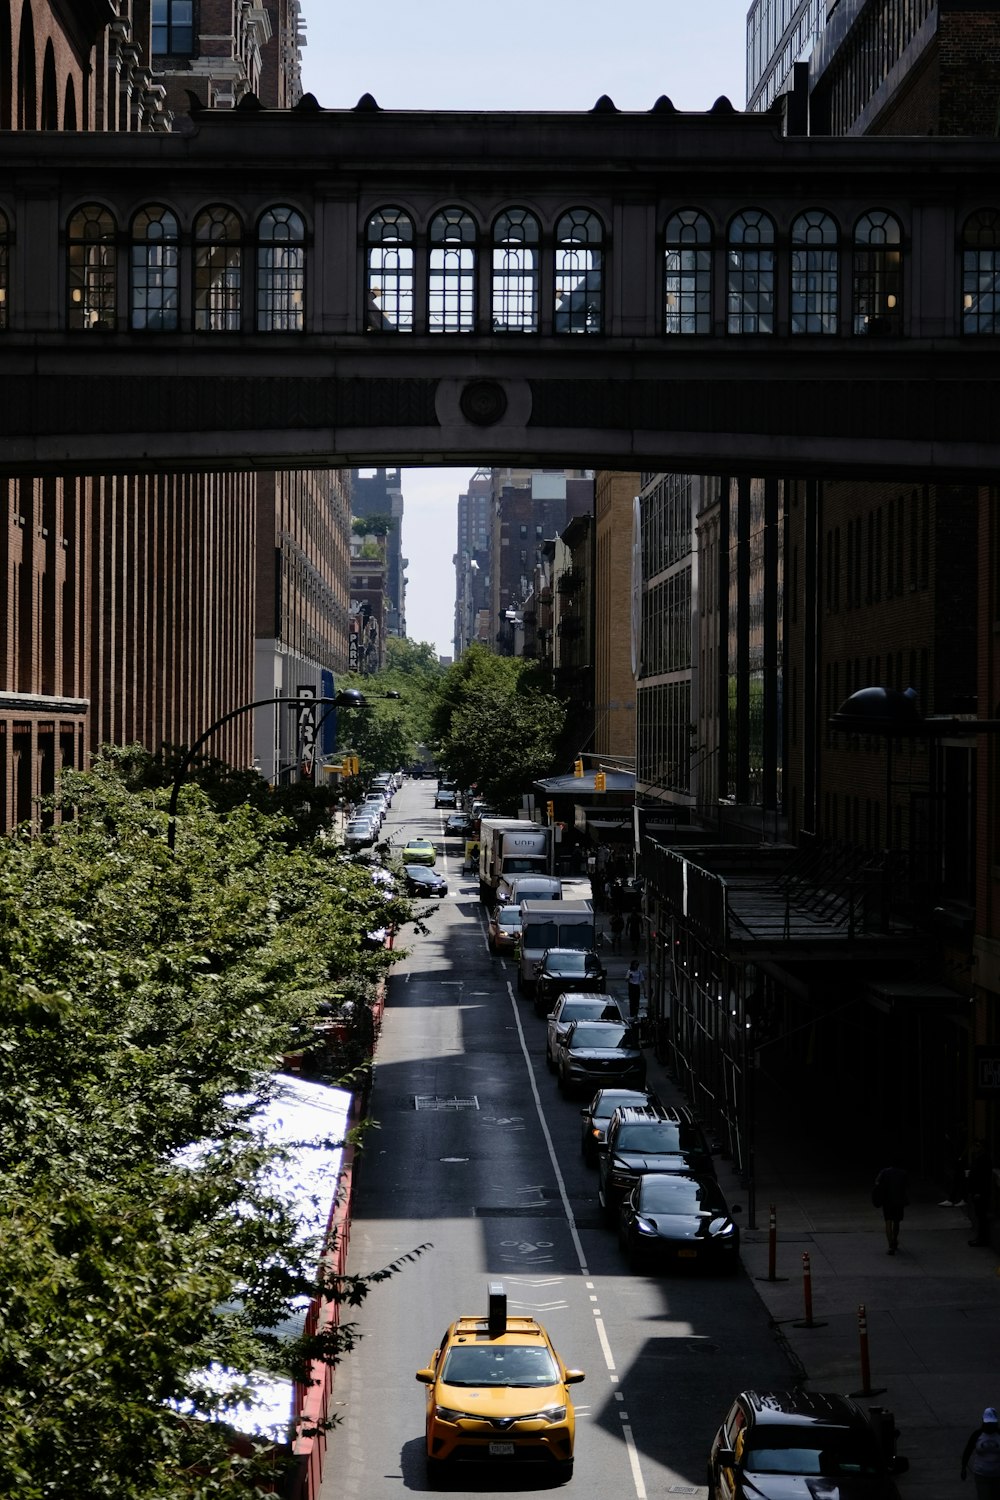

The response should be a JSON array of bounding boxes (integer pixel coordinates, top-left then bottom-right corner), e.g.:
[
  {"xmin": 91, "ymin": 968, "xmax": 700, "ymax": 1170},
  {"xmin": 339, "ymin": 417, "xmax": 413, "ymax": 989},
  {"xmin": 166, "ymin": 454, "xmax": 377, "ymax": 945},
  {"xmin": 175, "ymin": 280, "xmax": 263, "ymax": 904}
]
[{"xmin": 441, "ymin": 1345, "xmax": 560, "ymax": 1388}]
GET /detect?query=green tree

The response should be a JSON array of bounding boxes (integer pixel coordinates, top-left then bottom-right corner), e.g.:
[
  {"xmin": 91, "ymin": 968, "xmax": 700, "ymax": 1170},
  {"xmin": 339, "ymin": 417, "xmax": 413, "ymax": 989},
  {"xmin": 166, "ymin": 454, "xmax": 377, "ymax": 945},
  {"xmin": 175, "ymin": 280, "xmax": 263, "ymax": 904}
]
[
  {"xmin": 0, "ymin": 753, "xmax": 419, "ymax": 1497},
  {"xmin": 431, "ymin": 648, "xmax": 566, "ymax": 810}
]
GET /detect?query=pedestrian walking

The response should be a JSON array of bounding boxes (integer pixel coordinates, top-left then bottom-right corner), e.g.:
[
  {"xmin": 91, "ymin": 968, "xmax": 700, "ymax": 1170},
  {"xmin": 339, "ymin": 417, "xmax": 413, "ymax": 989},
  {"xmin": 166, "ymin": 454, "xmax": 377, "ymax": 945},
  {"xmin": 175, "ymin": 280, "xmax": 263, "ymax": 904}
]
[
  {"xmin": 967, "ymin": 1139, "xmax": 994, "ymax": 1248},
  {"xmin": 609, "ymin": 911, "xmax": 624, "ymax": 954},
  {"xmin": 627, "ymin": 911, "xmax": 642, "ymax": 954},
  {"xmin": 961, "ymin": 1407, "xmax": 1000, "ymax": 1498},
  {"xmin": 872, "ymin": 1156, "xmax": 908, "ymax": 1255},
  {"xmin": 625, "ymin": 959, "xmax": 644, "ymax": 1021}
]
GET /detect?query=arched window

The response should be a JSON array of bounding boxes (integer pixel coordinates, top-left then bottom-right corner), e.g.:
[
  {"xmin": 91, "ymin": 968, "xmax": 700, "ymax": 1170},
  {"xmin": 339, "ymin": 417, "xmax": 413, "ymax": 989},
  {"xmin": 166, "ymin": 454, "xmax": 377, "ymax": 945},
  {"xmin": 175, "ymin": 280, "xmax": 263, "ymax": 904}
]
[
  {"xmin": 194, "ymin": 207, "xmax": 242, "ymax": 331},
  {"xmin": 366, "ymin": 207, "xmax": 413, "ymax": 332},
  {"xmin": 791, "ymin": 210, "xmax": 838, "ymax": 334},
  {"xmin": 130, "ymin": 205, "xmax": 179, "ymax": 331},
  {"xmin": 853, "ymin": 210, "xmax": 902, "ymax": 335},
  {"xmin": 428, "ymin": 207, "xmax": 477, "ymax": 333},
  {"xmin": 555, "ymin": 209, "xmax": 603, "ymax": 334},
  {"xmin": 962, "ymin": 209, "xmax": 1000, "ymax": 335},
  {"xmin": 492, "ymin": 209, "xmax": 539, "ymax": 332},
  {"xmin": 256, "ymin": 206, "xmax": 305, "ymax": 332},
  {"xmin": 67, "ymin": 204, "xmax": 117, "ymax": 330},
  {"xmin": 727, "ymin": 210, "xmax": 774, "ymax": 334},
  {"xmin": 0, "ymin": 209, "xmax": 8, "ymax": 332},
  {"xmin": 664, "ymin": 210, "xmax": 711, "ymax": 334}
]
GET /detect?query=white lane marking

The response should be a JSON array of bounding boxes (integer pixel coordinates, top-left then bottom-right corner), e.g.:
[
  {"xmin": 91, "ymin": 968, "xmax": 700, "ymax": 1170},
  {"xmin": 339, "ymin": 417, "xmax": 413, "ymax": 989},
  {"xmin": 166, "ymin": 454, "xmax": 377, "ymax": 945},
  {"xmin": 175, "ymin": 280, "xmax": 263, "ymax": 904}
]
[{"xmin": 508, "ymin": 979, "xmax": 646, "ymax": 1494}]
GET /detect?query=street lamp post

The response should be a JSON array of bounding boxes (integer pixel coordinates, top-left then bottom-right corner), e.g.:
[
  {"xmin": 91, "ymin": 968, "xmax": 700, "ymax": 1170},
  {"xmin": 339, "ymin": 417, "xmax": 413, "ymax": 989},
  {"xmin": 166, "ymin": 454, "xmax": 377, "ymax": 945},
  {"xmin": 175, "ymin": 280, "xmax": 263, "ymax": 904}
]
[{"xmin": 166, "ymin": 689, "xmax": 371, "ymax": 852}]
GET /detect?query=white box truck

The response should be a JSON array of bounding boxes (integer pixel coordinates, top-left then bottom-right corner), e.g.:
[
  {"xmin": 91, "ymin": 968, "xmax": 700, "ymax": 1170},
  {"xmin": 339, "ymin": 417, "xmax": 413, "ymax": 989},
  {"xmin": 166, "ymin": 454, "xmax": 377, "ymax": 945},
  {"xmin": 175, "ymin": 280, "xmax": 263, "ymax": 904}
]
[{"xmin": 517, "ymin": 898, "xmax": 596, "ymax": 994}]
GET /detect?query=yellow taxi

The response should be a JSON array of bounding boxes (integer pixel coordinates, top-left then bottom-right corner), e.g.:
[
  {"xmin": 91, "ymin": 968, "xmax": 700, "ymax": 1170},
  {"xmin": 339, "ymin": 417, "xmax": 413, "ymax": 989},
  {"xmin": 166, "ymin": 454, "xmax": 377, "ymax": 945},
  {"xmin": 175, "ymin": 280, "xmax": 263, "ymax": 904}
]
[{"xmin": 415, "ymin": 1284, "xmax": 584, "ymax": 1482}]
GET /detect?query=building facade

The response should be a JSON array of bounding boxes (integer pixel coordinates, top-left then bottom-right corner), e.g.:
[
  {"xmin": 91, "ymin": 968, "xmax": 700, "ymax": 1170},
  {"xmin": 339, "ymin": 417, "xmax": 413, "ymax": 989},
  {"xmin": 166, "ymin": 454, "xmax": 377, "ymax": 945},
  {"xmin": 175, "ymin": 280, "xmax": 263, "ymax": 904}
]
[{"xmin": 351, "ymin": 468, "xmax": 405, "ymax": 639}]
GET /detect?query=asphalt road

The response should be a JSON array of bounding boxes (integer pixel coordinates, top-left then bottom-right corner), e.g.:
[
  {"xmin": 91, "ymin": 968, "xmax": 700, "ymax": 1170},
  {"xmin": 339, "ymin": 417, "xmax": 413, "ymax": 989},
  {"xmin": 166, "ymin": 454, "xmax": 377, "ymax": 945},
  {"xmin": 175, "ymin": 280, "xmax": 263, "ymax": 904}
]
[{"xmin": 320, "ymin": 779, "xmax": 795, "ymax": 1500}]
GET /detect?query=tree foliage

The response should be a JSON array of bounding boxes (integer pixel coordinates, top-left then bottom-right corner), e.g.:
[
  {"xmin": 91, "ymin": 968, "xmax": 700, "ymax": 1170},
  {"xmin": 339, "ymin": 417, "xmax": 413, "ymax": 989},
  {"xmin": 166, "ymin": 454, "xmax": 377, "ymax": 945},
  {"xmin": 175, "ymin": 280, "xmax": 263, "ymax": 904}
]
[
  {"xmin": 335, "ymin": 639, "xmax": 444, "ymax": 776},
  {"xmin": 0, "ymin": 751, "xmax": 415, "ymax": 1497},
  {"xmin": 431, "ymin": 647, "xmax": 566, "ymax": 811}
]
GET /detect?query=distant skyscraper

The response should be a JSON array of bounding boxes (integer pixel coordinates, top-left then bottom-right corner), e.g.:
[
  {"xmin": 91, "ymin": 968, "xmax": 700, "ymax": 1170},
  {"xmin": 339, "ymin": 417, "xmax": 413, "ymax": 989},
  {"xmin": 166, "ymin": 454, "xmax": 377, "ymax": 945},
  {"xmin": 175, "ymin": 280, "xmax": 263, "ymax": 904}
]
[{"xmin": 351, "ymin": 469, "xmax": 406, "ymax": 638}]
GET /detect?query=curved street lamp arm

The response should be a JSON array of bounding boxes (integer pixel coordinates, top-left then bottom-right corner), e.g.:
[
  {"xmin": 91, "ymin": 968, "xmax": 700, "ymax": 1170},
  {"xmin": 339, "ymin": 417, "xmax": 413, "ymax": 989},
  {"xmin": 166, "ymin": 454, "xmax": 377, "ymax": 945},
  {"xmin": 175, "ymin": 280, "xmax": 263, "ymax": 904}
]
[{"xmin": 166, "ymin": 693, "xmax": 365, "ymax": 851}]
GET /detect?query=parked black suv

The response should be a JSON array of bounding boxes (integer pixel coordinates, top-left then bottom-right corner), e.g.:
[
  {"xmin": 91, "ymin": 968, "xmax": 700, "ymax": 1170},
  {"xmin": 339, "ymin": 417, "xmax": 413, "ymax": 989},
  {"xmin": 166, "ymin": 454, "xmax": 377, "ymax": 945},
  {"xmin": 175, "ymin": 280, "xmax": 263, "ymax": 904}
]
[
  {"xmin": 707, "ymin": 1389, "xmax": 903, "ymax": 1498},
  {"xmin": 597, "ymin": 1103, "xmax": 716, "ymax": 1223}
]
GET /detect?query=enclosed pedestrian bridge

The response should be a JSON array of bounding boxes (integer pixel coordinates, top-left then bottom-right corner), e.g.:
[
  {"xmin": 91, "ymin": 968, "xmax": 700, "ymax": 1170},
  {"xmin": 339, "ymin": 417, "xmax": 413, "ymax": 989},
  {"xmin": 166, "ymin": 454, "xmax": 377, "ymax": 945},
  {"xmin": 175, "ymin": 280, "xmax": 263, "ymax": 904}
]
[{"xmin": 2, "ymin": 100, "xmax": 1000, "ymax": 479}]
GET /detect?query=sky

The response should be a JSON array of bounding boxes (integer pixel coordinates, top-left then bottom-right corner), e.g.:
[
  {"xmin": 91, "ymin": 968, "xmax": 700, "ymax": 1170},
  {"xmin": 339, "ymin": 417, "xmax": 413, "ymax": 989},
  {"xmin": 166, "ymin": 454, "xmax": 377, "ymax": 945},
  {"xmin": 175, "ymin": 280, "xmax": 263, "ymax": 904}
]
[{"xmin": 300, "ymin": 1, "xmax": 751, "ymax": 656}]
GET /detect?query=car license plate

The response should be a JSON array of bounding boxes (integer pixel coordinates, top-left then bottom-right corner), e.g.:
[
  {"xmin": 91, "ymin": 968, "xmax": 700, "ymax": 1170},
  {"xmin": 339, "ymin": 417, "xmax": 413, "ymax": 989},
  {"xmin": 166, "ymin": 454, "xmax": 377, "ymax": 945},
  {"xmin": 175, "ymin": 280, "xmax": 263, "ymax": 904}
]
[
  {"xmin": 678, "ymin": 1248, "xmax": 698, "ymax": 1258},
  {"xmin": 489, "ymin": 1441, "xmax": 515, "ymax": 1457}
]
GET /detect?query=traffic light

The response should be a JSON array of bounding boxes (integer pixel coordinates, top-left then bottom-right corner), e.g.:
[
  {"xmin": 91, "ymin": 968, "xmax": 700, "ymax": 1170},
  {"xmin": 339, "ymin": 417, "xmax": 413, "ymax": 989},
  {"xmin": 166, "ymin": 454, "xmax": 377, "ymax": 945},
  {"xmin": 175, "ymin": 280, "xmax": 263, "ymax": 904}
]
[
  {"xmin": 594, "ymin": 771, "xmax": 606, "ymax": 792},
  {"xmin": 573, "ymin": 759, "xmax": 584, "ymax": 778}
]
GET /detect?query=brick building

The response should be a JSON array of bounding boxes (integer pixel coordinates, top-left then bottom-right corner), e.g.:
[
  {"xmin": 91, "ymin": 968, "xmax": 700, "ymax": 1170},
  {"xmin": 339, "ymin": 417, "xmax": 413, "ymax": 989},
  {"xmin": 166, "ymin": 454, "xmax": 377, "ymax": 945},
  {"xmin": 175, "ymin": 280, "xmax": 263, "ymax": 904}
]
[{"xmin": 593, "ymin": 471, "xmax": 639, "ymax": 768}]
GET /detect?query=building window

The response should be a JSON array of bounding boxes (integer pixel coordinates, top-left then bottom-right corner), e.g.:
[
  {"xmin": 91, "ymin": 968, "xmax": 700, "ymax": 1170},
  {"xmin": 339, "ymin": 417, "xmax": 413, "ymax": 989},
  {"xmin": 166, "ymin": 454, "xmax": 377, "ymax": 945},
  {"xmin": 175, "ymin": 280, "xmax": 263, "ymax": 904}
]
[
  {"xmin": 853, "ymin": 211, "xmax": 902, "ymax": 335},
  {"xmin": 554, "ymin": 209, "xmax": 603, "ymax": 334},
  {"xmin": 366, "ymin": 207, "xmax": 413, "ymax": 332},
  {"xmin": 67, "ymin": 204, "xmax": 117, "ymax": 330},
  {"xmin": 429, "ymin": 207, "xmax": 477, "ymax": 333},
  {"xmin": 790, "ymin": 210, "xmax": 838, "ymax": 334},
  {"xmin": 0, "ymin": 210, "xmax": 8, "ymax": 331},
  {"xmin": 194, "ymin": 206, "xmax": 242, "ymax": 331},
  {"xmin": 962, "ymin": 209, "xmax": 1000, "ymax": 334},
  {"xmin": 492, "ymin": 208, "xmax": 539, "ymax": 332},
  {"xmin": 727, "ymin": 210, "xmax": 774, "ymax": 334},
  {"xmin": 130, "ymin": 205, "xmax": 179, "ymax": 331},
  {"xmin": 256, "ymin": 206, "xmax": 305, "ymax": 332},
  {"xmin": 664, "ymin": 209, "xmax": 711, "ymax": 334},
  {"xmin": 152, "ymin": 0, "xmax": 194, "ymax": 54}
]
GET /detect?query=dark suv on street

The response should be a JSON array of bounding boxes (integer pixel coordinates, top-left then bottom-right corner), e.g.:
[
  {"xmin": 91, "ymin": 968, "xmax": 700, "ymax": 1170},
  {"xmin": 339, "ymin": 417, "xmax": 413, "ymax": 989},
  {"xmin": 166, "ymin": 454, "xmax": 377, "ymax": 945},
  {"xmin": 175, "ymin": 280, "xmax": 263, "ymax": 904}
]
[{"xmin": 597, "ymin": 1103, "xmax": 716, "ymax": 1222}]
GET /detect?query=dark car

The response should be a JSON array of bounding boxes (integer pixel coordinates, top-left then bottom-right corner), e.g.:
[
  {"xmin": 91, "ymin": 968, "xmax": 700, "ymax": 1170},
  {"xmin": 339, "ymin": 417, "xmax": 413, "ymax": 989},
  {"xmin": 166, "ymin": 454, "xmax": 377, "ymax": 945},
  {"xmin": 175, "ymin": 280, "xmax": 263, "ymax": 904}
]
[
  {"xmin": 403, "ymin": 864, "xmax": 448, "ymax": 898},
  {"xmin": 554, "ymin": 1020, "xmax": 645, "ymax": 1096},
  {"xmin": 434, "ymin": 787, "xmax": 458, "ymax": 810},
  {"xmin": 598, "ymin": 1104, "xmax": 716, "ymax": 1222},
  {"xmin": 579, "ymin": 1087, "xmax": 662, "ymax": 1166},
  {"xmin": 445, "ymin": 812, "xmax": 472, "ymax": 838},
  {"xmin": 533, "ymin": 948, "xmax": 607, "ymax": 1015},
  {"xmin": 618, "ymin": 1172, "xmax": 741, "ymax": 1273},
  {"xmin": 546, "ymin": 993, "xmax": 624, "ymax": 1071},
  {"xmin": 707, "ymin": 1390, "xmax": 902, "ymax": 1499}
]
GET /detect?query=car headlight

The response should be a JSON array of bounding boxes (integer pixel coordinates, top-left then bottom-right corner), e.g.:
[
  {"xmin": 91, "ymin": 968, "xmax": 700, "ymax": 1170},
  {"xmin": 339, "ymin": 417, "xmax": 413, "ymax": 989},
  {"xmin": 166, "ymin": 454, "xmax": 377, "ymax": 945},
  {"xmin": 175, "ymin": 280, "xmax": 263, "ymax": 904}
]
[
  {"xmin": 714, "ymin": 1218, "xmax": 737, "ymax": 1237},
  {"xmin": 634, "ymin": 1215, "xmax": 658, "ymax": 1236},
  {"xmin": 434, "ymin": 1404, "xmax": 474, "ymax": 1423},
  {"xmin": 523, "ymin": 1404, "xmax": 568, "ymax": 1423}
]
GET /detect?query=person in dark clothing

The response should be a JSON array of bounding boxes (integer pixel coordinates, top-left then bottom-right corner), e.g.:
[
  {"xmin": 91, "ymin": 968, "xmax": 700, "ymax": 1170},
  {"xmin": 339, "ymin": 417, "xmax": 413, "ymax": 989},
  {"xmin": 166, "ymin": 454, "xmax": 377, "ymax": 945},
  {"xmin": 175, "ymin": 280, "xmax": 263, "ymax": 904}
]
[
  {"xmin": 627, "ymin": 911, "xmax": 642, "ymax": 954},
  {"xmin": 872, "ymin": 1158, "xmax": 908, "ymax": 1254},
  {"xmin": 961, "ymin": 1407, "xmax": 1000, "ymax": 1498},
  {"xmin": 967, "ymin": 1140, "xmax": 994, "ymax": 1248}
]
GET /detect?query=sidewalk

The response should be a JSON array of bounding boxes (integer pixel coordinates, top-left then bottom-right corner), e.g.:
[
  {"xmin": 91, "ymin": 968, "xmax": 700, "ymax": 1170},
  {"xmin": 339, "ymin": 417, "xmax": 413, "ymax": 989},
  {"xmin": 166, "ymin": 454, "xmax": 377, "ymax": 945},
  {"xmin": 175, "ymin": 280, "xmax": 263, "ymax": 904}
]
[{"xmin": 579, "ymin": 891, "xmax": 1000, "ymax": 1500}]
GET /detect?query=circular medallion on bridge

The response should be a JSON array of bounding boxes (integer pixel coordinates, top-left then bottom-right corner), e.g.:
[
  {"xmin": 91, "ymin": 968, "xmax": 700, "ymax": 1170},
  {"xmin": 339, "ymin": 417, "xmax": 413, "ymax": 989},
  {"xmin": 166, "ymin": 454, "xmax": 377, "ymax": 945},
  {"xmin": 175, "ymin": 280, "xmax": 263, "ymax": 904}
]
[{"xmin": 459, "ymin": 380, "xmax": 508, "ymax": 426}]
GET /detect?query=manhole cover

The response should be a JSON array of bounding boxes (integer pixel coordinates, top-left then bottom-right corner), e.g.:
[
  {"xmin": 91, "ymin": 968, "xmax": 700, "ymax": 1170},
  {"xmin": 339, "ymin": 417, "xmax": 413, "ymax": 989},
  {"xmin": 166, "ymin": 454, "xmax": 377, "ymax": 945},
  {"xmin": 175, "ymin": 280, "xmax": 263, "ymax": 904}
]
[{"xmin": 413, "ymin": 1095, "xmax": 479, "ymax": 1111}]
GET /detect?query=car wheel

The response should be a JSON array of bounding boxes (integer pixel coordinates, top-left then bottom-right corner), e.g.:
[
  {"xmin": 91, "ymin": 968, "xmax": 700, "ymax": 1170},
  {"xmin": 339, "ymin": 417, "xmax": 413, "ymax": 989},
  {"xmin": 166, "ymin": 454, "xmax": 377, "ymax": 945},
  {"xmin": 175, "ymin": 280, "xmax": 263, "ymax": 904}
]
[
  {"xmin": 487, "ymin": 938, "xmax": 496, "ymax": 954},
  {"xmin": 545, "ymin": 1045, "xmax": 554, "ymax": 1072},
  {"xmin": 556, "ymin": 1458, "xmax": 574, "ymax": 1483},
  {"xmin": 426, "ymin": 1455, "xmax": 446, "ymax": 1487}
]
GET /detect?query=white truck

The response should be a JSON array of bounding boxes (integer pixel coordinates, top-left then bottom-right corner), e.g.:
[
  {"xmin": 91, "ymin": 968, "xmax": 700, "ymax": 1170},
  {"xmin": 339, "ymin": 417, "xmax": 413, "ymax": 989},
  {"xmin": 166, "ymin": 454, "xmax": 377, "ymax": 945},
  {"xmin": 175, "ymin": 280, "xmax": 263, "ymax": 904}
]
[
  {"xmin": 479, "ymin": 817, "xmax": 554, "ymax": 904},
  {"xmin": 517, "ymin": 898, "xmax": 597, "ymax": 994}
]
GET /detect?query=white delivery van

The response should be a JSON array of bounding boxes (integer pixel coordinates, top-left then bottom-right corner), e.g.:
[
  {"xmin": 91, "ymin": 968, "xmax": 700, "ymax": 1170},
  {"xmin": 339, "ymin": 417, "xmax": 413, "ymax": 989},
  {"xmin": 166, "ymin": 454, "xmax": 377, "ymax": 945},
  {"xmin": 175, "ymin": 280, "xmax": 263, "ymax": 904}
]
[
  {"xmin": 517, "ymin": 898, "xmax": 596, "ymax": 994},
  {"xmin": 496, "ymin": 873, "xmax": 563, "ymax": 907}
]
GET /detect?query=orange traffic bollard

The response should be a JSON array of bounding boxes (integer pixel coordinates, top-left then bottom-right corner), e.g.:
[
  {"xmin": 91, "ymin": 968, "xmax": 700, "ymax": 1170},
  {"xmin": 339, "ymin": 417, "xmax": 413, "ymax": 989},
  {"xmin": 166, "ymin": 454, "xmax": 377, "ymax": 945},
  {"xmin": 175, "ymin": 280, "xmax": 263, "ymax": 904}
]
[{"xmin": 858, "ymin": 1303, "xmax": 872, "ymax": 1395}]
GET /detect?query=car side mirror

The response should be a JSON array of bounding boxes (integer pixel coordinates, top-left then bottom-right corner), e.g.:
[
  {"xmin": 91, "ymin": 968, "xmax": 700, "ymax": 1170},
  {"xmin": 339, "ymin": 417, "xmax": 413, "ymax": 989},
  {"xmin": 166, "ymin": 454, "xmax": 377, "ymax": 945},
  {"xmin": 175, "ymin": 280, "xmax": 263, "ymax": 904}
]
[
  {"xmin": 730, "ymin": 1204, "xmax": 743, "ymax": 1215},
  {"xmin": 564, "ymin": 1369, "xmax": 585, "ymax": 1384},
  {"xmin": 415, "ymin": 1368, "xmax": 435, "ymax": 1384}
]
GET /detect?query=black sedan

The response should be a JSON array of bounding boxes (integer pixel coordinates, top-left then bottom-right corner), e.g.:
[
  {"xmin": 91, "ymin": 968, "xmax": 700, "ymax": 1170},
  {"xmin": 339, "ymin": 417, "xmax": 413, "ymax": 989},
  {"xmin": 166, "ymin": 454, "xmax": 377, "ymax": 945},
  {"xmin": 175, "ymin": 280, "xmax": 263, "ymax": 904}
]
[
  {"xmin": 579, "ymin": 1087, "xmax": 662, "ymax": 1166},
  {"xmin": 403, "ymin": 864, "xmax": 448, "ymax": 898},
  {"xmin": 708, "ymin": 1389, "xmax": 902, "ymax": 1499},
  {"xmin": 618, "ymin": 1173, "xmax": 741, "ymax": 1273},
  {"xmin": 555, "ymin": 1020, "xmax": 645, "ymax": 1095},
  {"xmin": 444, "ymin": 812, "xmax": 471, "ymax": 838},
  {"xmin": 532, "ymin": 948, "xmax": 607, "ymax": 1015}
]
